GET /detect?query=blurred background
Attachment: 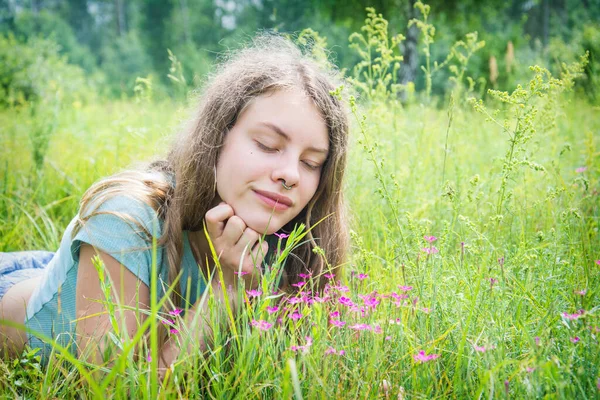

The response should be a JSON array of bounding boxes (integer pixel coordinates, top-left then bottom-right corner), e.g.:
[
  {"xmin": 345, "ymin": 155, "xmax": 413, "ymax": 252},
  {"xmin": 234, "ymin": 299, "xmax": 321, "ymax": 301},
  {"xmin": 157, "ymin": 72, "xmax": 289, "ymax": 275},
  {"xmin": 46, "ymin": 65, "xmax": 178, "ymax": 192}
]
[{"xmin": 1, "ymin": 0, "xmax": 599, "ymax": 104}]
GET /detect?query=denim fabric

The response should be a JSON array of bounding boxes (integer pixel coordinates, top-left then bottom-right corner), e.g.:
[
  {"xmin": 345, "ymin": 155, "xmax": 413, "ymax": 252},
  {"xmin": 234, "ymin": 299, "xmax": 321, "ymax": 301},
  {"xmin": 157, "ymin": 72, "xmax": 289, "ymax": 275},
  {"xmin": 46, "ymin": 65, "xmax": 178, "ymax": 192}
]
[{"xmin": 0, "ymin": 251, "xmax": 54, "ymax": 300}]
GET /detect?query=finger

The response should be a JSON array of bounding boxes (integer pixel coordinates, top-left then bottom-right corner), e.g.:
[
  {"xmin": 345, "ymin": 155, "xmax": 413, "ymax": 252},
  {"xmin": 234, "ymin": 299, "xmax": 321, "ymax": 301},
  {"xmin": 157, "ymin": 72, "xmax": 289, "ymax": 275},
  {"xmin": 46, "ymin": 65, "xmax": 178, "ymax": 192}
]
[
  {"xmin": 250, "ymin": 240, "xmax": 269, "ymax": 267},
  {"xmin": 239, "ymin": 240, "xmax": 267, "ymax": 277},
  {"xmin": 220, "ymin": 215, "xmax": 246, "ymax": 246},
  {"xmin": 205, "ymin": 203, "xmax": 234, "ymax": 238},
  {"xmin": 234, "ymin": 227, "xmax": 260, "ymax": 254}
]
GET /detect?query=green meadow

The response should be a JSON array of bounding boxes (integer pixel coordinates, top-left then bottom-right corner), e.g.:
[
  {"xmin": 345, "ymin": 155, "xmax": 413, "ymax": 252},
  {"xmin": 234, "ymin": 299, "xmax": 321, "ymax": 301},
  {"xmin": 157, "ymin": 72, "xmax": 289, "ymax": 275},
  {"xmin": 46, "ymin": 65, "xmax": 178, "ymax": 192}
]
[{"xmin": 2, "ymin": 6, "xmax": 600, "ymax": 400}]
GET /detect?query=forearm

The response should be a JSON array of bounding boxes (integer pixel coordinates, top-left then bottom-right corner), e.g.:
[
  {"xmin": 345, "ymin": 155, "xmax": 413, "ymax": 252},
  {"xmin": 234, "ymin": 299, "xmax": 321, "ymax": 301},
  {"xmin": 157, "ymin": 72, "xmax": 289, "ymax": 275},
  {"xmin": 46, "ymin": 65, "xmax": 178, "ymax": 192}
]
[{"xmin": 158, "ymin": 277, "xmax": 239, "ymax": 369}]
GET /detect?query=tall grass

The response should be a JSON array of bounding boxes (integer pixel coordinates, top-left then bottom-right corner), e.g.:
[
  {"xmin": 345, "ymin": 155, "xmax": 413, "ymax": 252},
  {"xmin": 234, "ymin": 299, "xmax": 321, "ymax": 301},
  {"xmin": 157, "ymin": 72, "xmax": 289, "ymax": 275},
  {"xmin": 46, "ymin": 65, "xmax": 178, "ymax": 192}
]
[{"xmin": 1, "ymin": 5, "xmax": 599, "ymax": 399}]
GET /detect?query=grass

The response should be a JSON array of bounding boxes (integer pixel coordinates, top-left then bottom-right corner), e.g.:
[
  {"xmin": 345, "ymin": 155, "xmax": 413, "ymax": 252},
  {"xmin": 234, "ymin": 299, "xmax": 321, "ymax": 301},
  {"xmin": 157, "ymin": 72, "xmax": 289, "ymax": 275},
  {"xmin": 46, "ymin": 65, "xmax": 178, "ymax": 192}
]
[{"xmin": 1, "ymin": 28, "xmax": 600, "ymax": 400}]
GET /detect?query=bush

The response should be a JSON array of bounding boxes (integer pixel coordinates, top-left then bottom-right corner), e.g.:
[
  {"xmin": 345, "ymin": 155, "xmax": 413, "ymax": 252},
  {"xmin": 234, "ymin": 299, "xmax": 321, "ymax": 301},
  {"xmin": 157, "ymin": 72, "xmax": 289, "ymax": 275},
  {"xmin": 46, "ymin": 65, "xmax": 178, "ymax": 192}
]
[
  {"xmin": 547, "ymin": 23, "xmax": 600, "ymax": 103},
  {"xmin": 0, "ymin": 34, "xmax": 92, "ymax": 108},
  {"xmin": 7, "ymin": 10, "xmax": 97, "ymax": 73},
  {"xmin": 100, "ymin": 31, "xmax": 154, "ymax": 97}
]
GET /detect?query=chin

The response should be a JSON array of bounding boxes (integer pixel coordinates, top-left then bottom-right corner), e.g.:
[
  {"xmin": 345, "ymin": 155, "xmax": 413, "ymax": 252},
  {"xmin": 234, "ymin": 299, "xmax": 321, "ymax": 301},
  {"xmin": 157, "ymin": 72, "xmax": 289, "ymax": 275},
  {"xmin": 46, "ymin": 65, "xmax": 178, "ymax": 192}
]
[{"xmin": 236, "ymin": 211, "xmax": 285, "ymax": 236}]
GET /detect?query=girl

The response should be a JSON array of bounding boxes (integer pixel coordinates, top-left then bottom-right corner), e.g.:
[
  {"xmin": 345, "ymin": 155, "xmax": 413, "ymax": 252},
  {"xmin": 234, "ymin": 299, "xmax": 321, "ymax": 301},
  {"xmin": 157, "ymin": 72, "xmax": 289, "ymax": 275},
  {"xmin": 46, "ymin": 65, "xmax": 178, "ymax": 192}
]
[{"xmin": 0, "ymin": 34, "xmax": 349, "ymax": 368}]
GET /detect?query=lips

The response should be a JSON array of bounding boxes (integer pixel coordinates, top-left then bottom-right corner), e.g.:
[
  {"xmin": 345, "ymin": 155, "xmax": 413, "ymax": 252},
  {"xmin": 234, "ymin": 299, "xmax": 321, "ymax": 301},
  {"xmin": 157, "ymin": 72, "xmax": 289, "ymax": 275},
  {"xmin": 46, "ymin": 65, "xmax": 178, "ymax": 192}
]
[{"xmin": 253, "ymin": 189, "xmax": 293, "ymax": 210}]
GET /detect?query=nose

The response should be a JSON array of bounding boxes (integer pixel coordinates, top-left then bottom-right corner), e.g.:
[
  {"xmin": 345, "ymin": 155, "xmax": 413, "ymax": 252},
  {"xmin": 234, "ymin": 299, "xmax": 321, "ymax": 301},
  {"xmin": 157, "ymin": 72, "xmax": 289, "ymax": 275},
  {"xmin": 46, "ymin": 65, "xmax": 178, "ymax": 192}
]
[{"xmin": 271, "ymin": 154, "xmax": 300, "ymax": 188}]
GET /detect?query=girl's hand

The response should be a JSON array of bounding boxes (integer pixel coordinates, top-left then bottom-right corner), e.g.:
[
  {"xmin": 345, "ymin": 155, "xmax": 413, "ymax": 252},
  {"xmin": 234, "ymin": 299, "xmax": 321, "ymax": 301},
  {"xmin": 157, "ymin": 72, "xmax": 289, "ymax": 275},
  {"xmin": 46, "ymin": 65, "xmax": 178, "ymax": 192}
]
[{"xmin": 204, "ymin": 202, "xmax": 268, "ymax": 287}]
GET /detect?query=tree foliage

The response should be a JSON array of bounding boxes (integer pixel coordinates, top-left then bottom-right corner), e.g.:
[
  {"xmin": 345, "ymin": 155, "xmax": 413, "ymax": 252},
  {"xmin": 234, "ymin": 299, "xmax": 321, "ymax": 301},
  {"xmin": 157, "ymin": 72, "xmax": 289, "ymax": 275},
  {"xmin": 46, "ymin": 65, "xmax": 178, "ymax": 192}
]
[{"xmin": 0, "ymin": 0, "xmax": 598, "ymax": 100}]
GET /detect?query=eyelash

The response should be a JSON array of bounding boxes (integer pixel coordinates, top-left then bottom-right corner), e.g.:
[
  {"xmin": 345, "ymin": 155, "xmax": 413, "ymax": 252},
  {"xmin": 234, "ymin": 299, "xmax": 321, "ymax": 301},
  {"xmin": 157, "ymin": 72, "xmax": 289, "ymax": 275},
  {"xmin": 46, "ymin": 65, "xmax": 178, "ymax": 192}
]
[
  {"xmin": 255, "ymin": 141, "xmax": 321, "ymax": 171},
  {"xmin": 256, "ymin": 141, "xmax": 277, "ymax": 153},
  {"xmin": 302, "ymin": 162, "xmax": 320, "ymax": 171}
]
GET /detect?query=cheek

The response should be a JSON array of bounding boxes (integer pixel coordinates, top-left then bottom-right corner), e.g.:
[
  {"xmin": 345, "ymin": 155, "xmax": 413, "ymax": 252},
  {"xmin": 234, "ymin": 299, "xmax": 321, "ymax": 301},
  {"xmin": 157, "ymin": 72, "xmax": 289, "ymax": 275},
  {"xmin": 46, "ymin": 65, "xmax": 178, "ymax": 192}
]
[
  {"xmin": 216, "ymin": 148, "xmax": 269, "ymax": 194},
  {"xmin": 300, "ymin": 175, "xmax": 321, "ymax": 205}
]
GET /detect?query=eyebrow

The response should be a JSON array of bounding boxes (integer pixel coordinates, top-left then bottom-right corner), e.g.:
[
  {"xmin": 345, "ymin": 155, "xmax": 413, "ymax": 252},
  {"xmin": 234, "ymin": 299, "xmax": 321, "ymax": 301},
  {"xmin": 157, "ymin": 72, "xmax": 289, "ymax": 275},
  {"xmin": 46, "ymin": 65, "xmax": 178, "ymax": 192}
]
[{"xmin": 260, "ymin": 122, "xmax": 329, "ymax": 155}]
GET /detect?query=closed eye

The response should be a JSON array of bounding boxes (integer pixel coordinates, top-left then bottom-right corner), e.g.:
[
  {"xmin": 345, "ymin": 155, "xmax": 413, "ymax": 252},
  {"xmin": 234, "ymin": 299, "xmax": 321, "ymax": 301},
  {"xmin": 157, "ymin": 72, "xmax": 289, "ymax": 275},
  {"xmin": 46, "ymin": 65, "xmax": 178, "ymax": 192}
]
[
  {"xmin": 302, "ymin": 161, "xmax": 321, "ymax": 171},
  {"xmin": 256, "ymin": 141, "xmax": 277, "ymax": 153}
]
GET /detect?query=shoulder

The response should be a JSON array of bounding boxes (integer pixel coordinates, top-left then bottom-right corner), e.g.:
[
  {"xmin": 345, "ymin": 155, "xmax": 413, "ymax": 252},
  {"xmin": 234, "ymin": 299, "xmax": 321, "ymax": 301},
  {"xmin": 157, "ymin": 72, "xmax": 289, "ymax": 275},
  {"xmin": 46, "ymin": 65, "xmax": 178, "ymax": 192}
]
[
  {"xmin": 77, "ymin": 169, "xmax": 173, "ymax": 236},
  {"xmin": 69, "ymin": 172, "xmax": 173, "ymax": 277},
  {"xmin": 78, "ymin": 191, "xmax": 163, "ymax": 240},
  {"xmin": 87, "ymin": 194, "xmax": 160, "ymax": 229},
  {"xmin": 72, "ymin": 193, "xmax": 163, "ymax": 259}
]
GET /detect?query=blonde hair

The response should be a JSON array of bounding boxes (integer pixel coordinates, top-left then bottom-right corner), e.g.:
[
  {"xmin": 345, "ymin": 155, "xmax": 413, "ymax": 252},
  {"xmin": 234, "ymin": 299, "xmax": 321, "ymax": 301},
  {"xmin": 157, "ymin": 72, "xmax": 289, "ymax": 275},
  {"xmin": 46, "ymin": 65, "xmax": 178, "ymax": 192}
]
[{"xmin": 76, "ymin": 33, "xmax": 349, "ymax": 326}]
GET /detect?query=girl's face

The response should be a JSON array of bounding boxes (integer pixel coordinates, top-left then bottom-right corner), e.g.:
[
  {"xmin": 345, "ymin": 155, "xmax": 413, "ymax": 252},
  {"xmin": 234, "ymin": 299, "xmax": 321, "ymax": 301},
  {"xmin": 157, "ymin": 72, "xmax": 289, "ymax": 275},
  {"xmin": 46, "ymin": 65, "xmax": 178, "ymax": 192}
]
[{"xmin": 215, "ymin": 88, "xmax": 329, "ymax": 235}]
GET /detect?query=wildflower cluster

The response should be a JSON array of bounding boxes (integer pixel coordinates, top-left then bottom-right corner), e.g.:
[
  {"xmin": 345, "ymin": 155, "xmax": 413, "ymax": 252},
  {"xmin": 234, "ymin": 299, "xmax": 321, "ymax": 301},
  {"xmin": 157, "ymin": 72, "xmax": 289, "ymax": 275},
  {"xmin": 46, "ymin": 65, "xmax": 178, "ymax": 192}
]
[
  {"xmin": 468, "ymin": 53, "xmax": 590, "ymax": 230},
  {"xmin": 348, "ymin": 7, "xmax": 404, "ymax": 102},
  {"xmin": 238, "ymin": 267, "xmax": 441, "ymax": 368}
]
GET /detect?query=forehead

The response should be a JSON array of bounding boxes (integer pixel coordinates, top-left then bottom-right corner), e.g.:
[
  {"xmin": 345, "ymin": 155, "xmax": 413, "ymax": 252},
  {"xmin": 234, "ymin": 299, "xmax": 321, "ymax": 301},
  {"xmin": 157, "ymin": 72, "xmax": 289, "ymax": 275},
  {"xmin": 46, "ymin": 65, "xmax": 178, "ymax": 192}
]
[{"xmin": 238, "ymin": 89, "xmax": 329, "ymax": 150}]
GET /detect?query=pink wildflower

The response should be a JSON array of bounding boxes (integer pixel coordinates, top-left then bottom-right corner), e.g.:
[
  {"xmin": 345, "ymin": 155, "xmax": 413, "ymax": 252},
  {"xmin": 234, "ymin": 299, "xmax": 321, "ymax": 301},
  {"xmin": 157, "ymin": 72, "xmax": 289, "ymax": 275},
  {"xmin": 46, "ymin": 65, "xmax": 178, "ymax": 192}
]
[
  {"xmin": 473, "ymin": 344, "xmax": 496, "ymax": 353},
  {"xmin": 292, "ymin": 281, "xmax": 307, "ymax": 288},
  {"xmin": 422, "ymin": 246, "xmax": 439, "ymax": 255},
  {"xmin": 534, "ymin": 337, "xmax": 540, "ymax": 346},
  {"xmin": 385, "ymin": 336, "xmax": 392, "ymax": 341},
  {"xmin": 336, "ymin": 285, "xmax": 350, "ymax": 293},
  {"xmin": 330, "ymin": 319, "xmax": 346, "ymax": 327},
  {"xmin": 372, "ymin": 325, "xmax": 383, "ymax": 334},
  {"xmin": 576, "ymin": 167, "xmax": 587, "ymax": 173},
  {"xmin": 357, "ymin": 273, "xmax": 368, "ymax": 280},
  {"xmin": 324, "ymin": 273, "xmax": 335, "ymax": 280},
  {"xmin": 364, "ymin": 296, "xmax": 380, "ymax": 309},
  {"xmin": 349, "ymin": 305, "xmax": 367, "ymax": 316},
  {"xmin": 298, "ymin": 273, "xmax": 312, "ymax": 279},
  {"xmin": 251, "ymin": 319, "xmax": 273, "ymax": 331},
  {"xmin": 391, "ymin": 292, "xmax": 409, "ymax": 300},
  {"xmin": 289, "ymin": 336, "xmax": 313, "ymax": 353},
  {"xmin": 350, "ymin": 323, "xmax": 370, "ymax": 331},
  {"xmin": 233, "ymin": 271, "xmax": 249, "ymax": 276},
  {"xmin": 274, "ymin": 232, "xmax": 289, "ymax": 239},
  {"xmin": 330, "ymin": 311, "xmax": 340, "ymax": 318},
  {"xmin": 169, "ymin": 328, "xmax": 179, "ymax": 334},
  {"xmin": 287, "ymin": 297, "xmax": 303, "ymax": 305},
  {"xmin": 168, "ymin": 309, "xmax": 183, "ymax": 316},
  {"xmin": 393, "ymin": 299, "xmax": 405, "ymax": 308},
  {"xmin": 312, "ymin": 295, "xmax": 329, "ymax": 303},
  {"xmin": 246, "ymin": 289, "xmax": 262, "ymax": 298},
  {"xmin": 267, "ymin": 306, "xmax": 279, "ymax": 314},
  {"xmin": 575, "ymin": 289, "xmax": 587, "ymax": 296},
  {"xmin": 290, "ymin": 311, "xmax": 303, "ymax": 321},
  {"xmin": 162, "ymin": 319, "xmax": 175, "ymax": 326},
  {"xmin": 526, "ymin": 367, "xmax": 535, "ymax": 373},
  {"xmin": 424, "ymin": 235, "xmax": 437, "ymax": 243},
  {"xmin": 398, "ymin": 285, "xmax": 413, "ymax": 292},
  {"xmin": 562, "ymin": 310, "xmax": 585, "ymax": 320},
  {"xmin": 413, "ymin": 350, "xmax": 440, "ymax": 363},
  {"xmin": 146, "ymin": 354, "xmax": 152, "ymax": 362},
  {"xmin": 421, "ymin": 307, "xmax": 431, "ymax": 314},
  {"xmin": 339, "ymin": 296, "xmax": 354, "ymax": 307},
  {"xmin": 570, "ymin": 336, "xmax": 580, "ymax": 344},
  {"xmin": 325, "ymin": 347, "xmax": 344, "ymax": 356},
  {"xmin": 595, "ymin": 260, "xmax": 600, "ymax": 266}
]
